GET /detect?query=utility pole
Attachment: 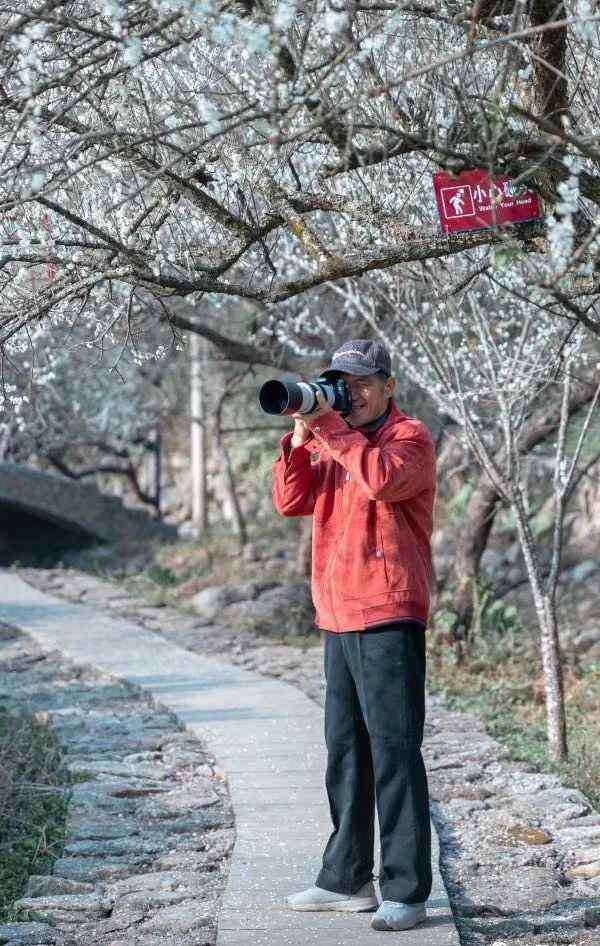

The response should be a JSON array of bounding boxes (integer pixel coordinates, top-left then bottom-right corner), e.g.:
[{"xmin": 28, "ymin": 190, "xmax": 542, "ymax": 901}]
[
  {"xmin": 152, "ymin": 424, "xmax": 162, "ymax": 518},
  {"xmin": 190, "ymin": 332, "xmax": 208, "ymax": 532}
]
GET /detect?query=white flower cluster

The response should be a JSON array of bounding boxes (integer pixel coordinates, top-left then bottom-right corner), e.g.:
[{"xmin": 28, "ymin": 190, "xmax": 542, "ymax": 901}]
[
  {"xmin": 574, "ymin": 0, "xmax": 597, "ymax": 42},
  {"xmin": 101, "ymin": 0, "xmax": 124, "ymax": 36},
  {"xmin": 546, "ymin": 156, "xmax": 582, "ymax": 273},
  {"xmin": 273, "ymin": 0, "xmax": 298, "ymax": 31}
]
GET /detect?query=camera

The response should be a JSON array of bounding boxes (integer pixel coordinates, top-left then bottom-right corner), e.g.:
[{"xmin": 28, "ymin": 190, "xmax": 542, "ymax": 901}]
[{"xmin": 259, "ymin": 375, "xmax": 352, "ymax": 416}]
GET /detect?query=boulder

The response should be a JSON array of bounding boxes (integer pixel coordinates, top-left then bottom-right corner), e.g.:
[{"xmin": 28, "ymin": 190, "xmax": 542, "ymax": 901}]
[
  {"xmin": 453, "ymin": 865, "xmax": 565, "ymax": 916},
  {"xmin": 191, "ymin": 580, "xmax": 277, "ymax": 621},
  {"xmin": 565, "ymin": 860, "xmax": 600, "ymax": 879},
  {"xmin": 480, "ymin": 549, "xmax": 505, "ymax": 575},
  {"xmin": 221, "ymin": 582, "xmax": 314, "ymax": 636},
  {"xmin": 0, "ymin": 921, "xmax": 67, "ymax": 944},
  {"xmin": 585, "ymin": 906, "xmax": 600, "ymax": 928},
  {"xmin": 25, "ymin": 876, "xmax": 97, "ymax": 897},
  {"xmin": 572, "ymin": 628, "xmax": 600, "ymax": 655},
  {"xmin": 562, "ymin": 559, "xmax": 599, "ymax": 583}
]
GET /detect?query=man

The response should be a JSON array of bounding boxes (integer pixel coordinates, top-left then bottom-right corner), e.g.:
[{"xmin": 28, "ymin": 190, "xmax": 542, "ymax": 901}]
[{"xmin": 271, "ymin": 339, "xmax": 437, "ymax": 932}]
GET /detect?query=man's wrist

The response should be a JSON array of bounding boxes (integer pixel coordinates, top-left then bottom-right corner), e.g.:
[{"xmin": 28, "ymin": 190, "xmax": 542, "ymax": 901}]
[{"xmin": 307, "ymin": 410, "xmax": 349, "ymax": 435}]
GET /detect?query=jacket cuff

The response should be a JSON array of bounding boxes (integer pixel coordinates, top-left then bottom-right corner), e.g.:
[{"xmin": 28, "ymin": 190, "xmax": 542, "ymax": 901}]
[
  {"xmin": 280, "ymin": 431, "xmax": 312, "ymax": 463},
  {"xmin": 307, "ymin": 411, "xmax": 355, "ymax": 443}
]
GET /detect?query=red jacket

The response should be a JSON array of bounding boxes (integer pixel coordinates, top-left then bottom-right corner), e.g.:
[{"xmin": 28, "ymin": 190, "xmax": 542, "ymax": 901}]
[{"xmin": 272, "ymin": 400, "xmax": 436, "ymax": 633}]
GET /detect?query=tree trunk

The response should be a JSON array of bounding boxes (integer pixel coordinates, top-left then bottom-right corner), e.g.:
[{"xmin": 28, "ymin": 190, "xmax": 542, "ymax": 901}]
[
  {"xmin": 448, "ymin": 381, "xmax": 598, "ymax": 651},
  {"xmin": 450, "ymin": 478, "xmax": 502, "ymax": 656},
  {"xmin": 539, "ymin": 600, "xmax": 568, "ymax": 760},
  {"xmin": 217, "ymin": 438, "xmax": 247, "ymax": 547},
  {"xmin": 529, "ymin": 1, "xmax": 568, "ymax": 125},
  {"xmin": 513, "ymin": 498, "xmax": 568, "ymax": 761}
]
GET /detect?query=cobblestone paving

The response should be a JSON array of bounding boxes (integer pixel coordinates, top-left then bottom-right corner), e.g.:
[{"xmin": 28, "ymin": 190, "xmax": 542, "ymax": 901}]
[
  {"xmin": 12, "ymin": 568, "xmax": 600, "ymax": 946},
  {"xmin": 0, "ymin": 618, "xmax": 234, "ymax": 946}
]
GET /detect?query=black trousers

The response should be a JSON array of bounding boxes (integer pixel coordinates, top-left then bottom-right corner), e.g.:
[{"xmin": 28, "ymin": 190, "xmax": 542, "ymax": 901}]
[{"xmin": 315, "ymin": 622, "xmax": 432, "ymax": 904}]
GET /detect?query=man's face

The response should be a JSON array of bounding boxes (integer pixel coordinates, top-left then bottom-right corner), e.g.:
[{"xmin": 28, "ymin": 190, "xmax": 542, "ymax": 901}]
[{"xmin": 340, "ymin": 372, "xmax": 395, "ymax": 427}]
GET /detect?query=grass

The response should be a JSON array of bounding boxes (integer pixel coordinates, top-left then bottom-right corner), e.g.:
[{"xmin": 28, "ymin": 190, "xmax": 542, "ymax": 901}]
[
  {"xmin": 0, "ymin": 706, "xmax": 70, "ymax": 922},
  {"xmin": 427, "ymin": 607, "xmax": 600, "ymax": 810}
]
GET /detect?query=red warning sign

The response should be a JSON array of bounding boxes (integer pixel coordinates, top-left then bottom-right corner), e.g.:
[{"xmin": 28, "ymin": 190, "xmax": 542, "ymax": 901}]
[{"xmin": 433, "ymin": 169, "xmax": 541, "ymax": 234}]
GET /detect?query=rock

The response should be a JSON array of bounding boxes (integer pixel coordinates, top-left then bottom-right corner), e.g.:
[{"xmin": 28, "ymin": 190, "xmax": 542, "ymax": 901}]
[
  {"xmin": 558, "ymin": 825, "xmax": 600, "ymax": 845},
  {"xmin": 68, "ymin": 760, "xmax": 172, "ymax": 780},
  {"xmin": 568, "ymin": 845, "xmax": 600, "ymax": 865},
  {"xmin": 453, "ymin": 866, "xmax": 565, "ymax": 915},
  {"xmin": 24, "ymin": 876, "xmax": 97, "ymax": 898},
  {"xmin": 480, "ymin": 549, "xmax": 505, "ymax": 575},
  {"xmin": 507, "ymin": 772, "xmax": 563, "ymax": 794},
  {"xmin": 220, "ymin": 582, "xmax": 314, "ymax": 636},
  {"xmin": 13, "ymin": 894, "xmax": 112, "ymax": 920},
  {"xmin": 157, "ymin": 784, "xmax": 219, "ymax": 811},
  {"xmin": 191, "ymin": 580, "xmax": 277, "ymax": 620},
  {"xmin": 430, "ymin": 785, "xmax": 494, "ymax": 803},
  {"xmin": 109, "ymin": 784, "xmax": 169, "ymax": 799},
  {"xmin": 64, "ymin": 837, "xmax": 164, "ymax": 857},
  {"xmin": 563, "ymin": 560, "xmax": 599, "ymax": 583},
  {"xmin": 242, "ymin": 542, "xmax": 261, "ymax": 562},
  {"xmin": 68, "ymin": 782, "xmax": 138, "ymax": 811},
  {"xmin": 567, "ymin": 814, "xmax": 600, "ymax": 827},
  {"xmin": 106, "ymin": 869, "xmax": 206, "ymax": 897},
  {"xmin": 572, "ymin": 628, "xmax": 600, "ymax": 655},
  {"xmin": 136, "ymin": 899, "xmax": 214, "ymax": 934},
  {"xmin": 0, "ymin": 922, "xmax": 66, "ymax": 945},
  {"xmin": 504, "ymin": 825, "xmax": 553, "ymax": 846},
  {"xmin": 87, "ymin": 907, "xmax": 147, "ymax": 935},
  {"xmin": 69, "ymin": 818, "xmax": 139, "ymax": 840},
  {"xmin": 444, "ymin": 798, "xmax": 489, "ymax": 817},
  {"xmin": 429, "ymin": 759, "xmax": 465, "ymax": 772},
  {"xmin": 52, "ymin": 857, "xmax": 135, "ymax": 882},
  {"xmin": 117, "ymin": 888, "xmax": 195, "ymax": 910},
  {"xmin": 585, "ymin": 906, "xmax": 600, "ymax": 927},
  {"xmin": 566, "ymin": 861, "xmax": 600, "ymax": 879}
]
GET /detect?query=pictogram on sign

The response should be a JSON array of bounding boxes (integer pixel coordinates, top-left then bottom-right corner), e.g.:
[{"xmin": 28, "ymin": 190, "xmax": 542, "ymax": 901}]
[{"xmin": 433, "ymin": 169, "xmax": 541, "ymax": 234}]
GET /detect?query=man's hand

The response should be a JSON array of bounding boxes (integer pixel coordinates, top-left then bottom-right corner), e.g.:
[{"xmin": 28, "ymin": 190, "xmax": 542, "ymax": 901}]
[
  {"xmin": 290, "ymin": 416, "xmax": 312, "ymax": 449},
  {"xmin": 291, "ymin": 391, "xmax": 334, "ymax": 447}
]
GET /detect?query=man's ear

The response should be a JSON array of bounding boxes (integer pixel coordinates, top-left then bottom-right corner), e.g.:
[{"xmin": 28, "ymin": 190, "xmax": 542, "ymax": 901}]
[{"xmin": 385, "ymin": 376, "xmax": 396, "ymax": 399}]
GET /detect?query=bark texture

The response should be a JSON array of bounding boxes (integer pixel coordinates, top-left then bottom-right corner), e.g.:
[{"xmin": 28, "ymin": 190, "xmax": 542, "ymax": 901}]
[{"xmin": 529, "ymin": 1, "xmax": 568, "ymax": 124}]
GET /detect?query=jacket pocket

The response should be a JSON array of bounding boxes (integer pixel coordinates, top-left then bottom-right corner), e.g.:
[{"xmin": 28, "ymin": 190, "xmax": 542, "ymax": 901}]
[{"xmin": 338, "ymin": 531, "xmax": 393, "ymax": 600}]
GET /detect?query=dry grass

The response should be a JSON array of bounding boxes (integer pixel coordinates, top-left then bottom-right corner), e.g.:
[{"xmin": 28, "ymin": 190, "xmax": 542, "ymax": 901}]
[
  {"xmin": 427, "ymin": 622, "xmax": 600, "ymax": 810},
  {"xmin": 0, "ymin": 700, "xmax": 69, "ymax": 920}
]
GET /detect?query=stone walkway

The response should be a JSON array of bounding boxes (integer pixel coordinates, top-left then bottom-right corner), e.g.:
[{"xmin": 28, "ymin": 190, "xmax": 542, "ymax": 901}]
[
  {"xmin": 0, "ymin": 570, "xmax": 458, "ymax": 946},
  {"xmin": 11, "ymin": 565, "xmax": 600, "ymax": 945}
]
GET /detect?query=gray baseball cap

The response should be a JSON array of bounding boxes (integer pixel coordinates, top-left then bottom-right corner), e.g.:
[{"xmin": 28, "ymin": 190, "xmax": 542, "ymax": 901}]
[{"xmin": 322, "ymin": 339, "xmax": 392, "ymax": 378}]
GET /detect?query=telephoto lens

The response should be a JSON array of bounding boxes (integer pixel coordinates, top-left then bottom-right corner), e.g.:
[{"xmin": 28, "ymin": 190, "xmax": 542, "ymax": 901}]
[{"xmin": 259, "ymin": 376, "xmax": 351, "ymax": 416}]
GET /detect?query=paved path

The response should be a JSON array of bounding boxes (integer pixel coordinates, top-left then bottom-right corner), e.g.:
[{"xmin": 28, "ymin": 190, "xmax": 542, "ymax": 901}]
[{"xmin": 0, "ymin": 570, "xmax": 459, "ymax": 945}]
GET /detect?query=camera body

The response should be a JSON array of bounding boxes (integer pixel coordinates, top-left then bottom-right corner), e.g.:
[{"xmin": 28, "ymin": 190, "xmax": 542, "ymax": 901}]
[{"xmin": 259, "ymin": 374, "xmax": 352, "ymax": 416}]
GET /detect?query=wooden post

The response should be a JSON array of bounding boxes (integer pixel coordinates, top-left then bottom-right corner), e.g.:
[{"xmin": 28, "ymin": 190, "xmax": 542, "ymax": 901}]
[{"xmin": 190, "ymin": 333, "xmax": 208, "ymax": 532}]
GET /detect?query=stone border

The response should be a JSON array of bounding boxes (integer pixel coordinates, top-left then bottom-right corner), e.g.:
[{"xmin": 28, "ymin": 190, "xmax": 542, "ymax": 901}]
[
  {"xmin": 16, "ymin": 567, "xmax": 600, "ymax": 946},
  {"xmin": 0, "ymin": 619, "xmax": 234, "ymax": 946}
]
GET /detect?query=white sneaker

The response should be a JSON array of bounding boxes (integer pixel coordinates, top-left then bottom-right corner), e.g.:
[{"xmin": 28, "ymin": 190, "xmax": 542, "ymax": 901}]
[
  {"xmin": 371, "ymin": 900, "xmax": 427, "ymax": 931},
  {"xmin": 286, "ymin": 880, "xmax": 377, "ymax": 912}
]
